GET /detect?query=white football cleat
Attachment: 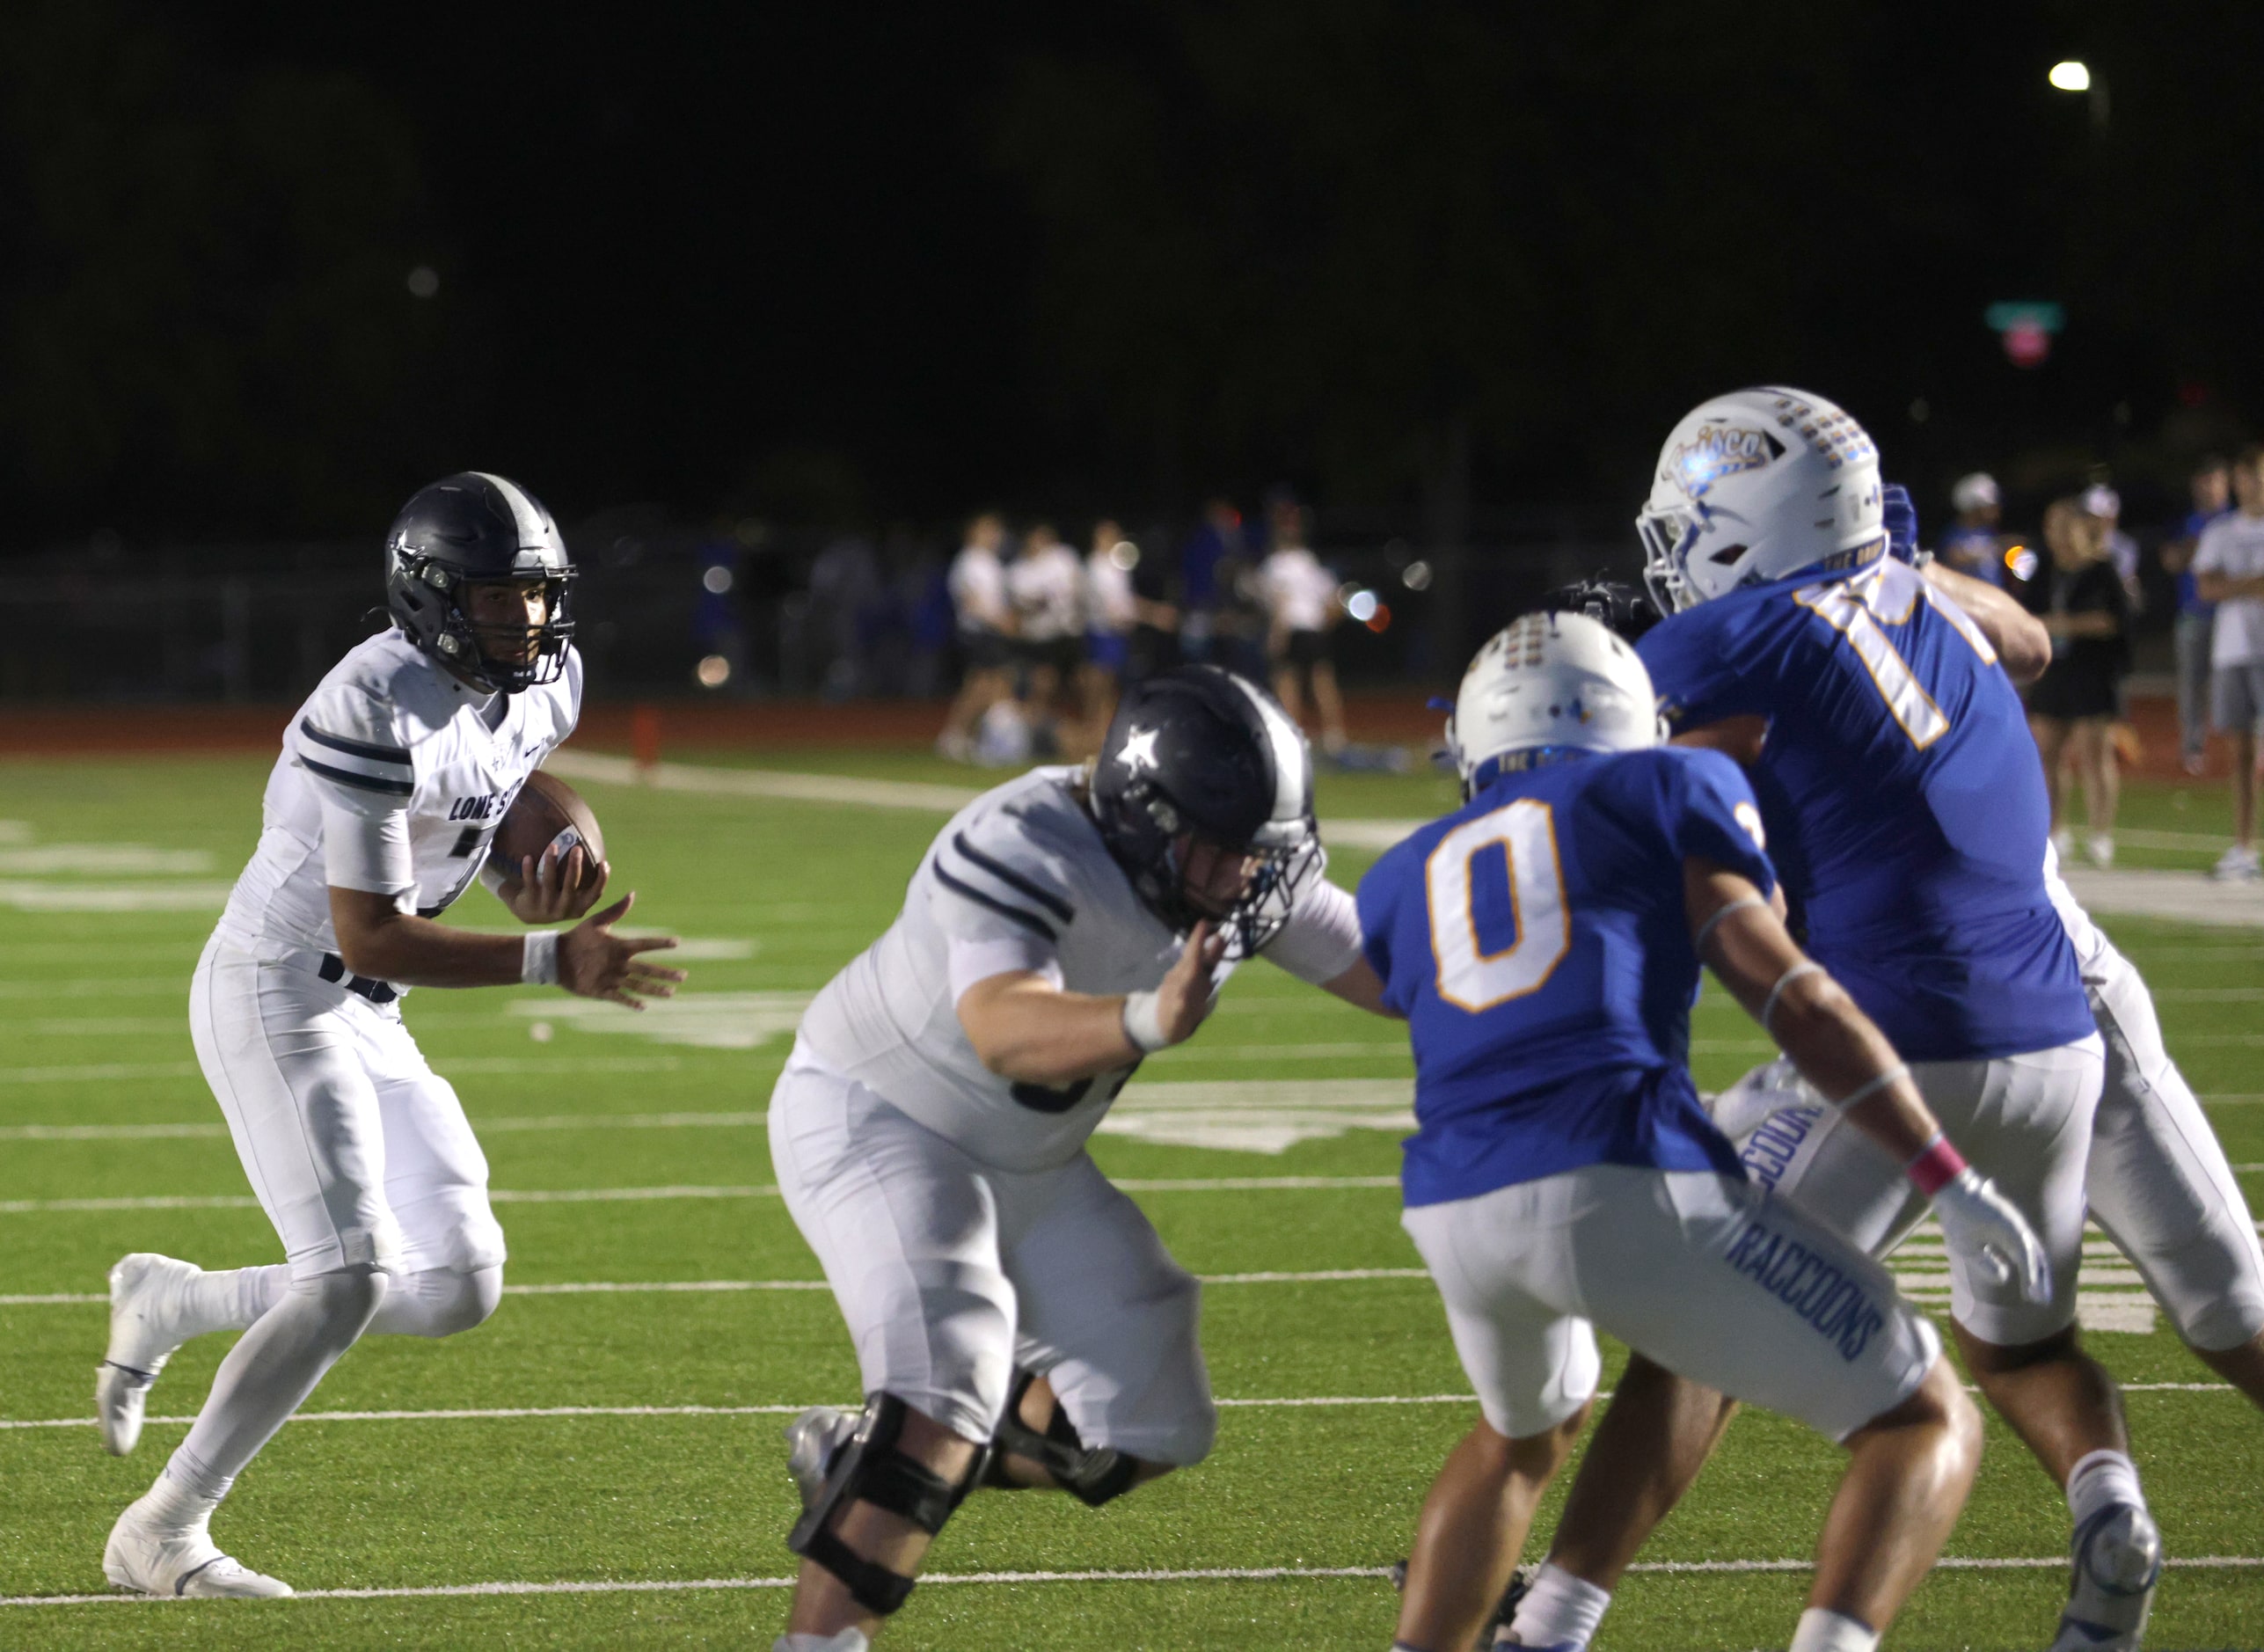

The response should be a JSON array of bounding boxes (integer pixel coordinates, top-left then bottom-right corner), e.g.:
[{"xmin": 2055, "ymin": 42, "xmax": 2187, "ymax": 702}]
[
  {"xmin": 103, "ymin": 1496, "xmax": 292, "ymax": 1599},
  {"xmin": 97, "ymin": 1254, "xmax": 205, "ymax": 1456},
  {"xmin": 785, "ymin": 1406, "xmax": 861, "ymax": 1510},
  {"xmin": 2047, "ymin": 1501, "xmax": 2160, "ymax": 1652}
]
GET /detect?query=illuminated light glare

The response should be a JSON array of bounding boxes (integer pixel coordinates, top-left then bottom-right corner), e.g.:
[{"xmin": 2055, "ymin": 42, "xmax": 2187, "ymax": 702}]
[
  {"xmin": 1401, "ymin": 559, "xmax": 1433, "ymax": 591},
  {"xmin": 2003, "ymin": 321, "xmax": 2051, "ymax": 369},
  {"xmin": 1365, "ymin": 602, "xmax": 1392, "ymax": 634},
  {"xmin": 2007, "ymin": 546, "xmax": 2039, "ymax": 582},
  {"xmin": 1345, "ymin": 589, "xmax": 1380, "ymax": 624},
  {"xmin": 406, "ymin": 265, "xmax": 440, "ymax": 298},
  {"xmin": 2049, "ymin": 61, "xmax": 2092, "ymax": 92},
  {"xmin": 695, "ymin": 654, "xmax": 732, "ymax": 688},
  {"xmin": 702, "ymin": 565, "xmax": 734, "ymax": 594},
  {"xmin": 1108, "ymin": 540, "xmax": 1139, "ymax": 571}
]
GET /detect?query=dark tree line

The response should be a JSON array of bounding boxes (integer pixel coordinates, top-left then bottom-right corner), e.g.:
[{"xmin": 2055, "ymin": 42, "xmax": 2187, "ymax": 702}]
[{"xmin": 0, "ymin": 1, "xmax": 2259, "ymax": 549}]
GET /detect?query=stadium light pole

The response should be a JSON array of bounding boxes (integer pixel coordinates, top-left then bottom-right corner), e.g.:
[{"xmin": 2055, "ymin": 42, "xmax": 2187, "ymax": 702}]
[{"xmin": 2049, "ymin": 60, "xmax": 2108, "ymax": 135}]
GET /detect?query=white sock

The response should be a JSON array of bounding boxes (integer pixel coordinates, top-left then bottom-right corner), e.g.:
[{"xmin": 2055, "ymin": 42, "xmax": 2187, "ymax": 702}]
[
  {"xmin": 773, "ymin": 1633, "xmax": 870, "ymax": 1652},
  {"xmin": 1787, "ymin": 1606, "xmax": 1879, "ymax": 1652},
  {"xmin": 1504, "ymin": 1561, "xmax": 1611, "ymax": 1649},
  {"xmin": 2066, "ymin": 1448, "xmax": 2147, "ymax": 1528},
  {"xmin": 182, "ymin": 1264, "xmax": 291, "ymax": 1334},
  {"xmin": 142, "ymin": 1447, "xmax": 230, "ymax": 1534}
]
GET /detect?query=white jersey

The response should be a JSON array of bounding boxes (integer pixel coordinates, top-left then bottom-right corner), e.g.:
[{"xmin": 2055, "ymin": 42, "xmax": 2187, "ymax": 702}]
[
  {"xmin": 798, "ymin": 767, "xmax": 1362, "ymax": 1172},
  {"xmin": 1085, "ymin": 547, "xmax": 1136, "ymax": 636},
  {"xmin": 948, "ymin": 545, "xmax": 1008, "ymax": 635},
  {"xmin": 1010, "ymin": 542, "xmax": 1085, "ymax": 642},
  {"xmin": 1260, "ymin": 546, "xmax": 1337, "ymax": 633},
  {"xmin": 214, "ymin": 630, "xmax": 581, "ymax": 970}
]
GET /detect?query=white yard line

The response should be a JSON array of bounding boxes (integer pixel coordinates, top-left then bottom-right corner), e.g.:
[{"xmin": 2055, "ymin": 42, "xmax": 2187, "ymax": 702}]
[
  {"xmin": 0, "ymin": 1175, "xmax": 1406, "ymax": 1214},
  {"xmin": 0, "ymin": 1380, "xmax": 2235, "ymax": 1435},
  {"xmin": 0, "ymin": 1101, "xmax": 736, "ymax": 1143},
  {"xmin": 6, "ymin": 1553, "xmax": 2261, "ymax": 1608},
  {"xmin": 0, "ymin": 1268, "xmax": 1435, "ymax": 1308}
]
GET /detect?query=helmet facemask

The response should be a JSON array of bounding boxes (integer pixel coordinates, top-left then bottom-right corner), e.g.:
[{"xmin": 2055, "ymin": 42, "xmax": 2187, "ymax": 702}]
[
  {"xmin": 398, "ymin": 556, "xmax": 578, "ymax": 695},
  {"xmin": 1097, "ymin": 773, "xmax": 1323, "ymax": 961}
]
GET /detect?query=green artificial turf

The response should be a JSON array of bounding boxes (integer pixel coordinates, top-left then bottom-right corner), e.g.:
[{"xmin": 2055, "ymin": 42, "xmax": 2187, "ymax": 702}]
[{"xmin": 0, "ymin": 749, "xmax": 2259, "ymax": 1649}]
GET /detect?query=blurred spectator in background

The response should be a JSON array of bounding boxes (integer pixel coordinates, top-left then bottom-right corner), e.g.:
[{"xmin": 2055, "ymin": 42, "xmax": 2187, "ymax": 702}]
[
  {"xmin": 1178, "ymin": 499, "xmax": 1243, "ymax": 664},
  {"xmin": 2084, "ymin": 483, "xmax": 2143, "ymax": 611},
  {"xmin": 2027, "ymin": 498, "xmax": 2134, "ymax": 868},
  {"xmin": 807, "ymin": 532, "xmax": 882, "ymax": 700},
  {"xmin": 938, "ymin": 512, "xmax": 1013, "ymax": 761},
  {"xmin": 1009, "ymin": 521, "xmax": 1085, "ymax": 751},
  {"xmin": 1260, "ymin": 500, "xmax": 1347, "ymax": 753},
  {"xmin": 1126, "ymin": 523, "xmax": 1183, "ymax": 683},
  {"xmin": 1940, "ymin": 471, "xmax": 2006, "ymax": 585},
  {"xmin": 1078, "ymin": 520, "xmax": 1138, "ymax": 754},
  {"xmin": 2195, "ymin": 446, "xmax": 2264, "ymax": 881},
  {"xmin": 2160, "ymin": 456, "xmax": 2231, "ymax": 775}
]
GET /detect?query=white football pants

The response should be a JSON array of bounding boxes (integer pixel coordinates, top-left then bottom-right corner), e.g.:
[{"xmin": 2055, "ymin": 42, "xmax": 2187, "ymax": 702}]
[
  {"xmin": 770, "ymin": 1041, "xmax": 1215, "ymax": 1463},
  {"xmin": 189, "ymin": 935, "xmax": 507, "ymax": 1281},
  {"xmin": 1400, "ymin": 1165, "xmax": 1939, "ymax": 1444},
  {"xmin": 2081, "ymin": 954, "xmax": 2264, "ymax": 1350},
  {"xmin": 1729, "ymin": 1039, "xmax": 2105, "ymax": 1347}
]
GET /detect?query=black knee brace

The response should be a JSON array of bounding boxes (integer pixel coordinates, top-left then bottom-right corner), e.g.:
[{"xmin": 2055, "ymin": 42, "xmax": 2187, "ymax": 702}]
[
  {"xmin": 982, "ymin": 1367, "xmax": 1142, "ymax": 1507},
  {"xmin": 786, "ymin": 1394, "xmax": 985, "ymax": 1617}
]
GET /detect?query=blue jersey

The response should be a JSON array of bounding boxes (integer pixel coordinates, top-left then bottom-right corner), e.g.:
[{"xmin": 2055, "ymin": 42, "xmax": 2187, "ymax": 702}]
[
  {"xmin": 1638, "ymin": 558, "xmax": 2091, "ymax": 1064},
  {"xmin": 1356, "ymin": 746, "xmax": 1769, "ymax": 1208}
]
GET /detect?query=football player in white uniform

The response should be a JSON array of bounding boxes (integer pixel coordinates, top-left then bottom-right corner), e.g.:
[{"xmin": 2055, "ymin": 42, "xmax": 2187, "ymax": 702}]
[
  {"xmin": 97, "ymin": 473, "xmax": 685, "ymax": 1598},
  {"xmin": 767, "ymin": 667, "xmax": 1389, "ymax": 1652}
]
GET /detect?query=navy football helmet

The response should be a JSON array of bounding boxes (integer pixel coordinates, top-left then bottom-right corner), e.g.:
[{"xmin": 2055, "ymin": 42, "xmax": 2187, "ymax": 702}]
[
  {"xmin": 384, "ymin": 472, "xmax": 576, "ymax": 694},
  {"xmin": 1527, "ymin": 574, "xmax": 1661, "ymax": 643},
  {"xmin": 1090, "ymin": 667, "xmax": 1320, "ymax": 958}
]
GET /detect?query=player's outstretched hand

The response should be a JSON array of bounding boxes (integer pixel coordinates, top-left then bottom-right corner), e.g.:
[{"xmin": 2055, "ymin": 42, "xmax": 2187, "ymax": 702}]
[
  {"xmin": 1931, "ymin": 1166, "xmax": 2051, "ymax": 1305},
  {"xmin": 501, "ymin": 843, "xmax": 610, "ymax": 925},
  {"xmin": 1155, "ymin": 919, "xmax": 1231, "ymax": 1047},
  {"xmin": 559, "ymin": 891, "xmax": 685, "ymax": 1011}
]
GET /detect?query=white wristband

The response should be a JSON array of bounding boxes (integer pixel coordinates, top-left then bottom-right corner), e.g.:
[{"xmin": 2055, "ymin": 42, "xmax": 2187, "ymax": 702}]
[
  {"xmin": 522, "ymin": 930, "xmax": 560, "ymax": 987},
  {"xmin": 1122, "ymin": 990, "xmax": 1168, "ymax": 1054}
]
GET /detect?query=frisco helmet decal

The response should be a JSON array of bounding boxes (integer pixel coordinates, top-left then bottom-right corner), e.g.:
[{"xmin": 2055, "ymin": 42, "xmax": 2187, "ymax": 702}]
[{"xmin": 1668, "ymin": 424, "xmax": 1785, "ymax": 499}]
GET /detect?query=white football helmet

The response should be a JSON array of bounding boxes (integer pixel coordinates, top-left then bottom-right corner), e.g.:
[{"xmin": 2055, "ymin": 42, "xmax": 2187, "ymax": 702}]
[
  {"xmin": 1636, "ymin": 386, "xmax": 1887, "ymax": 613},
  {"xmin": 1445, "ymin": 610, "xmax": 1661, "ymax": 794}
]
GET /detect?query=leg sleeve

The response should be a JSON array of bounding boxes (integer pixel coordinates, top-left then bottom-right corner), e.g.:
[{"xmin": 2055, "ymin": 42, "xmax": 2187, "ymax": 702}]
[
  {"xmin": 190, "ymin": 946, "xmax": 402, "ymax": 1280},
  {"xmin": 770, "ymin": 1056, "xmax": 1017, "ymax": 1445},
  {"xmin": 1002, "ymin": 1155, "xmax": 1216, "ymax": 1466}
]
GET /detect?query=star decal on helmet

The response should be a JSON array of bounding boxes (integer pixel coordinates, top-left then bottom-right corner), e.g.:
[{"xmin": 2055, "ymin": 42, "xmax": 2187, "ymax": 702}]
[{"xmin": 1119, "ymin": 725, "xmax": 1160, "ymax": 773}]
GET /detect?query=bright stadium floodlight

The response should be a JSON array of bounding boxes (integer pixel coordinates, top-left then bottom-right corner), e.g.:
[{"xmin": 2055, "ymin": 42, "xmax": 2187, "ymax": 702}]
[{"xmin": 2049, "ymin": 59, "xmax": 2108, "ymax": 131}]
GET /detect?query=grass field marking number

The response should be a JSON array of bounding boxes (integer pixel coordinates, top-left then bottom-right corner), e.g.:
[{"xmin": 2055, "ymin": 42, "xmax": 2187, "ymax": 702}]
[{"xmin": 1423, "ymin": 799, "xmax": 1570, "ymax": 1012}]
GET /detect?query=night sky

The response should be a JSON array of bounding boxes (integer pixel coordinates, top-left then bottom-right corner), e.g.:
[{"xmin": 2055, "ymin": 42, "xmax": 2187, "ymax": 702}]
[{"xmin": 2, "ymin": 1, "xmax": 2259, "ymax": 548}]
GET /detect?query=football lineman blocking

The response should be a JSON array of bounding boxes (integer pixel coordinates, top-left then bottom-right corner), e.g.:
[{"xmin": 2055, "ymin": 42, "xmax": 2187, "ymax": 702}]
[
  {"xmin": 1370, "ymin": 612, "xmax": 2043, "ymax": 1652},
  {"xmin": 97, "ymin": 474, "xmax": 685, "ymax": 1598},
  {"xmin": 766, "ymin": 667, "xmax": 1390, "ymax": 1651},
  {"xmin": 1486, "ymin": 390, "xmax": 2160, "ymax": 1652}
]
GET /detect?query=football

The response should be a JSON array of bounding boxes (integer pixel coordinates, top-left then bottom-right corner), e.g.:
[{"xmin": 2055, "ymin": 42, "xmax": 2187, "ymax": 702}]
[{"xmin": 490, "ymin": 770, "xmax": 606, "ymax": 886}]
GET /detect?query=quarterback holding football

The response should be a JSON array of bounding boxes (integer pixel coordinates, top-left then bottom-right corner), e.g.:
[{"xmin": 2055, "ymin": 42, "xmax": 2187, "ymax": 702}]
[{"xmin": 97, "ymin": 472, "xmax": 684, "ymax": 1598}]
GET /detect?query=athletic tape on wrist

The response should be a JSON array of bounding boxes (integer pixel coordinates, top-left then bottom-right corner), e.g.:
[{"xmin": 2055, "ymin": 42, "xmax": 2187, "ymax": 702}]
[
  {"xmin": 1121, "ymin": 990, "xmax": 1167, "ymax": 1054},
  {"xmin": 1692, "ymin": 895, "xmax": 1767, "ymax": 958},
  {"xmin": 1758, "ymin": 960, "xmax": 1825, "ymax": 1035},
  {"xmin": 522, "ymin": 930, "xmax": 559, "ymax": 987},
  {"xmin": 1906, "ymin": 1129, "xmax": 1968, "ymax": 1197}
]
